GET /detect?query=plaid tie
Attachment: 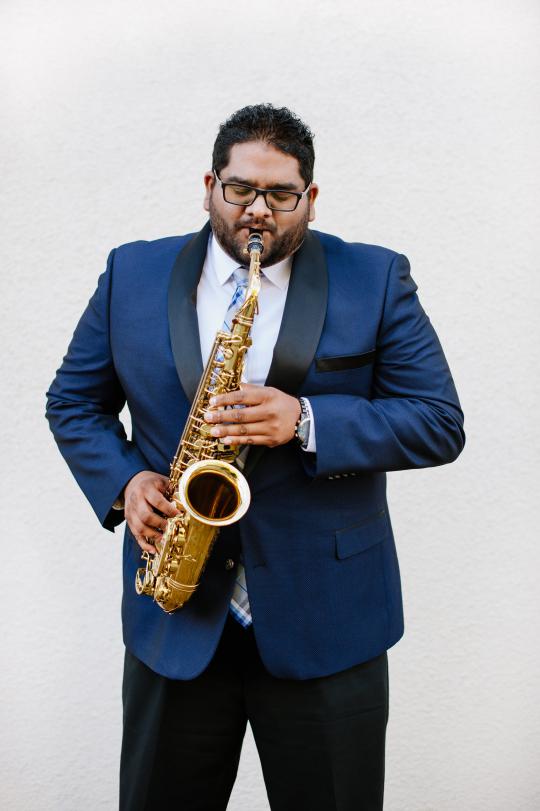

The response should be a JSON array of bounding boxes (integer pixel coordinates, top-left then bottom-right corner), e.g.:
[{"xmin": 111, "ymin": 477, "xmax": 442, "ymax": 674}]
[
  {"xmin": 221, "ymin": 268, "xmax": 253, "ymax": 628},
  {"xmin": 222, "ymin": 267, "xmax": 249, "ymax": 332}
]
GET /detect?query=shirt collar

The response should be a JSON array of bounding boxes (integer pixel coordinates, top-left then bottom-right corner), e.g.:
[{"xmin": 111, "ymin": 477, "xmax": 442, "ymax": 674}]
[{"xmin": 209, "ymin": 232, "xmax": 292, "ymax": 291}]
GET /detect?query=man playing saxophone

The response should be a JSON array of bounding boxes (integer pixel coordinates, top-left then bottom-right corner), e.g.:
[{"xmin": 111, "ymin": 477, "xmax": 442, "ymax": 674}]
[{"xmin": 46, "ymin": 104, "xmax": 464, "ymax": 810}]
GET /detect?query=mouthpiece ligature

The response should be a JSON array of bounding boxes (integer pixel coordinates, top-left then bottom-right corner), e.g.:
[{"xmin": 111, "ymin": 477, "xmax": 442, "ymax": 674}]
[{"xmin": 246, "ymin": 231, "xmax": 264, "ymax": 256}]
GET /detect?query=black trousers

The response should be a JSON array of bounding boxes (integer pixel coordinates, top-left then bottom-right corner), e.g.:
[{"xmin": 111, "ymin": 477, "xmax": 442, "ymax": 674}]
[{"xmin": 120, "ymin": 615, "xmax": 389, "ymax": 811}]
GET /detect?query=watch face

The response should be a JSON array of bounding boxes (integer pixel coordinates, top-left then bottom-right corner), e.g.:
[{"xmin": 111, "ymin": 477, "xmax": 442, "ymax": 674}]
[{"xmin": 297, "ymin": 418, "xmax": 310, "ymax": 445}]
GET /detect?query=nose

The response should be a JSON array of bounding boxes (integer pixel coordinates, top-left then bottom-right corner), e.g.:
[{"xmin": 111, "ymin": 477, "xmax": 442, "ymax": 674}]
[{"xmin": 244, "ymin": 191, "xmax": 272, "ymax": 219}]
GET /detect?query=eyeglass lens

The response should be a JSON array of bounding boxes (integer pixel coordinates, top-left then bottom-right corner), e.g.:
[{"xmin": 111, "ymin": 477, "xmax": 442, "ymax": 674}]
[{"xmin": 223, "ymin": 184, "xmax": 299, "ymax": 211}]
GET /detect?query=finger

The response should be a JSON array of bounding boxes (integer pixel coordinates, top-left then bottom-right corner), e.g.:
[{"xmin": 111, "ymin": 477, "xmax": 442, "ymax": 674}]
[
  {"xmin": 153, "ymin": 473, "xmax": 171, "ymax": 490},
  {"xmin": 139, "ymin": 504, "xmax": 168, "ymax": 534},
  {"xmin": 145, "ymin": 488, "xmax": 180, "ymax": 518},
  {"xmin": 205, "ymin": 405, "xmax": 267, "ymax": 425},
  {"xmin": 127, "ymin": 515, "xmax": 160, "ymax": 551},
  {"xmin": 210, "ymin": 421, "xmax": 269, "ymax": 440},
  {"xmin": 134, "ymin": 534, "xmax": 157, "ymax": 554},
  {"xmin": 141, "ymin": 473, "xmax": 170, "ymax": 491},
  {"xmin": 209, "ymin": 384, "xmax": 263, "ymax": 409},
  {"xmin": 220, "ymin": 434, "xmax": 269, "ymax": 446},
  {"xmin": 127, "ymin": 503, "xmax": 167, "ymax": 537}
]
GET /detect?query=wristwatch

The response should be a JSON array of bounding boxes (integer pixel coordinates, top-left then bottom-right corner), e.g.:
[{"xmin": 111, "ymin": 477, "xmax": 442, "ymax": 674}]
[{"xmin": 294, "ymin": 397, "xmax": 311, "ymax": 449}]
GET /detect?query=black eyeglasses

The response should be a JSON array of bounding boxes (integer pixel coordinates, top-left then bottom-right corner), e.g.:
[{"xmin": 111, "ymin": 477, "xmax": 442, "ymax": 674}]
[{"xmin": 213, "ymin": 170, "xmax": 311, "ymax": 212}]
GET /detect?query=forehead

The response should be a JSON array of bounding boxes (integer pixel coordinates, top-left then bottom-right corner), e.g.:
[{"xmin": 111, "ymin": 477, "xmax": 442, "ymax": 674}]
[{"xmin": 223, "ymin": 141, "xmax": 303, "ymax": 186}]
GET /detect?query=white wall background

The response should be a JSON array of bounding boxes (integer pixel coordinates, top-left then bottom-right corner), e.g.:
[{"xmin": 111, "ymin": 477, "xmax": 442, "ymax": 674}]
[{"xmin": 1, "ymin": 0, "xmax": 539, "ymax": 808}]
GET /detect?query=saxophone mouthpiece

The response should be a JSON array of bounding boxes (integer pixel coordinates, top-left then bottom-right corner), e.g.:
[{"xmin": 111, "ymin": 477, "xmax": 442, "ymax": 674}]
[{"xmin": 247, "ymin": 230, "xmax": 264, "ymax": 255}]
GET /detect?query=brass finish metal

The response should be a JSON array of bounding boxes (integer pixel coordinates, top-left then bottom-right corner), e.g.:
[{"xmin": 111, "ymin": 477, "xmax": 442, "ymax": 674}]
[{"xmin": 135, "ymin": 231, "xmax": 264, "ymax": 613}]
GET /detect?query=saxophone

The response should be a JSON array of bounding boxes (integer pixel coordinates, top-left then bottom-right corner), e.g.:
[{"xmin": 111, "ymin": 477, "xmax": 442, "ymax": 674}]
[{"xmin": 135, "ymin": 230, "xmax": 264, "ymax": 613}]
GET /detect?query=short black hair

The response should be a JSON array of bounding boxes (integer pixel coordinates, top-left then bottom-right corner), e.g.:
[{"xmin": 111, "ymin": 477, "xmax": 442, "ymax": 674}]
[{"xmin": 212, "ymin": 104, "xmax": 315, "ymax": 186}]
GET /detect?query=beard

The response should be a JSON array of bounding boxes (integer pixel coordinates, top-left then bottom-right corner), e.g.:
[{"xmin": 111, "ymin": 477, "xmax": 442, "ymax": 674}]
[{"xmin": 208, "ymin": 198, "xmax": 310, "ymax": 268}]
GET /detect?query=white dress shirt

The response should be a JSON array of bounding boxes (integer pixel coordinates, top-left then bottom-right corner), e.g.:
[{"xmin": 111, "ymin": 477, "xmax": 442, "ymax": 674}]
[{"xmin": 196, "ymin": 233, "xmax": 315, "ymax": 451}]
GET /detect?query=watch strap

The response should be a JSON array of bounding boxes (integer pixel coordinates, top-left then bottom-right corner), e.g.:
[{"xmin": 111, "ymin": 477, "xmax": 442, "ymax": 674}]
[{"xmin": 294, "ymin": 397, "xmax": 311, "ymax": 448}]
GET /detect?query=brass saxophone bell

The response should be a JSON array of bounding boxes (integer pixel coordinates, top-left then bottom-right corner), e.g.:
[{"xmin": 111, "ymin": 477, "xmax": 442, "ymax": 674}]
[{"xmin": 178, "ymin": 459, "xmax": 251, "ymax": 526}]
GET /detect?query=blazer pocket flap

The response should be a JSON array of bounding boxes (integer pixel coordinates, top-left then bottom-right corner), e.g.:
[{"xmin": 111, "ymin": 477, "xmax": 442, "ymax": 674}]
[
  {"xmin": 316, "ymin": 350, "xmax": 376, "ymax": 373},
  {"xmin": 335, "ymin": 510, "xmax": 389, "ymax": 559}
]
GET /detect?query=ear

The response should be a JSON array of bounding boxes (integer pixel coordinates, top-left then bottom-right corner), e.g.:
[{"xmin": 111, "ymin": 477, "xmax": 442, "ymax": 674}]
[
  {"xmin": 203, "ymin": 171, "xmax": 214, "ymax": 212},
  {"xmin": 307, "ymin": 183, "xmax": 319, "ymax": 223}
]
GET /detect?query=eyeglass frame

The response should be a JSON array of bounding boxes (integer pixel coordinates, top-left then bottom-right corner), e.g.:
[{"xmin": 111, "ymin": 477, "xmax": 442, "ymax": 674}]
[{"xmin": 213, "ymin": 170, "xmax": 312, "ymax": 212}]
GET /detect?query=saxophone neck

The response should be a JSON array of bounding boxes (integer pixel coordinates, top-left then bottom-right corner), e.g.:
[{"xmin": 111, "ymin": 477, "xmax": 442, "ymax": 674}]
[
  {"xmin": 247, "ymin": 259, "xmax": 261, "ymax": 297},
  {"xmin": 243, "ymin": 263, "xmax": 261, "ymax": 311},
  {"xmin": 235, "ymin": 233, "xmax": 263, "ymax": 320}
]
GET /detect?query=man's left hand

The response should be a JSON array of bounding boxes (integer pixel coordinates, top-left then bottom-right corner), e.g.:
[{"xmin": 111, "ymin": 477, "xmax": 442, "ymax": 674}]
[{"xmin": 204, "ymin": 384, "xmax": 301, "ymax": 447}]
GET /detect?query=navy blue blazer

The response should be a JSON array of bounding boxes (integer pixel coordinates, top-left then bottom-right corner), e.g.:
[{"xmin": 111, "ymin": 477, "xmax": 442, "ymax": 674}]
[{"xmin": 46, "ymin": 223, "xmax": 464, "ymax": 680}]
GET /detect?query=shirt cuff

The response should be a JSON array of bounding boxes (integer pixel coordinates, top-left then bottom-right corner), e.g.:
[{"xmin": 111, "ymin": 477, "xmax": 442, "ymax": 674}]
[{"xmin": 302, "ymin": 397, "xmax": 316, "ymax": 453}]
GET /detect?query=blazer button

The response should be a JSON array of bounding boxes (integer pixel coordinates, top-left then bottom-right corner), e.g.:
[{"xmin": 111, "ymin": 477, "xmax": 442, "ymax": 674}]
[{"xmin": 225, "ymin": 558, "xmax": 235, "ymax": 571}]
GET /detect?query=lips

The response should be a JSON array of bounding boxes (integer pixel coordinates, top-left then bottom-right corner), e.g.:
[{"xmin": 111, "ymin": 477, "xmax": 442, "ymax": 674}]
[{"xmin": 237, "ymin": 224, "xmax": 274, "ymax": 235}]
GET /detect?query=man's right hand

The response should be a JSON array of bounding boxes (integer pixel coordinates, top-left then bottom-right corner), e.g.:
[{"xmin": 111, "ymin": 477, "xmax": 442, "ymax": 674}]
[{"xmin": 124, "ymin": 471, "xmax": 180, "ymax": 554}]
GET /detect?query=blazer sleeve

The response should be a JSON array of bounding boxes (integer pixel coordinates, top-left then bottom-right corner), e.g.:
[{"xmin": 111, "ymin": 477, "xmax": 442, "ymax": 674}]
[
  {"xmin": 45, "ymin": 249, "xmax": 148, "ymax": 530},
  {"xmin": 306, "ymin": 253, "xmax": 465, "ymax": 477}
]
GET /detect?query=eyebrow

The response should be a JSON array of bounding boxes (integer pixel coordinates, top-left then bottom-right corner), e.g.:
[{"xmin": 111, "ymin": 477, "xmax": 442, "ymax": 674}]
[{"xmin": 222, "ymin": 175, "xmax": 301, "ymax": 191}]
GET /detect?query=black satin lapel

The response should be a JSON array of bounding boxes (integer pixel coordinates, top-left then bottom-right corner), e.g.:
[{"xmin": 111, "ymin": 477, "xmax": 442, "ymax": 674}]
[
  {"xmin": 265, "ymin": 230, "xmax": 328, "ymax": 392},
  {"xmin": 168, "ymin": 221, "xmax": 211, "ymax": 402},
  {"xmin": 244, "ymin": 229, "xmax": 328, "ymax": 478}
]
